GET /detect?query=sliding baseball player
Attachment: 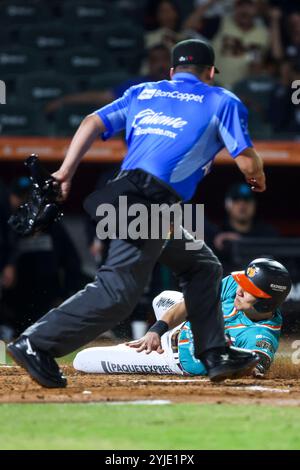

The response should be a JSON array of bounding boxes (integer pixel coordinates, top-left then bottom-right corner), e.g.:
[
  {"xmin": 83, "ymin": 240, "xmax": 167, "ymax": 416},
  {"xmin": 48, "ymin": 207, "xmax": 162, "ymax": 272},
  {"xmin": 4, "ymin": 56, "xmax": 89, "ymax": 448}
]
[{"xmin": 74, "ymin": 258, "xmax": 291, "ymax": 377}]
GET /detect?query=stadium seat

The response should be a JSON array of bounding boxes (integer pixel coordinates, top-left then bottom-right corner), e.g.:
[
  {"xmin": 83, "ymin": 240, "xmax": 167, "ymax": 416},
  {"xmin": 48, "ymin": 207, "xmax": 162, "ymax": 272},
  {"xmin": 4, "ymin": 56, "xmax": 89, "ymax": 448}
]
[
  {"xmin": 113, "ymin": 0, "xmax": 148, "ymax": 23},
  {"xmin": 0, "ymin": 28, "xmax": 14, "ymax": 46},
  {"xmin": 0, "ymin": 104, "xmax": 47, "ymax": 136},
  {"xmin": 247, "ymin": 109, "xmax": 273, "ymax": 140},
  {"xmin": 233, "ymin": 77, "xmax": 275, "ymax": 140},
  {"xmin": 90, "ymin": 24, "xmax": 144, "ymax": 73},
  {"xmin": 16, "ymin": 73, "xmax": 76, "ymax": 107},
  {"xmin": 88, "ymin": 72, "xmax": 130, "ymax": 91},
  {"xmin": 19, "ymin": 25, "xmax": 78, "ymax": 51},
  {"xmin": 61, "ymin": 1, "xmax": 116, "ymax": 25},
  {"xmin": 52, "ymin": 47, "xmax": 116, "ymax": 76},
  {"xmin": 0, "ymin": 74, "xmax": 20, "ymax": 104},
  {"xmin": 0, "ymin": 47, "xmax": 46, "ymax": 74},
  {"xmin": 233, "ymin": 77, "xmax": 276, "ymax": 114},
  {"xmin": 0, "ymin": 1, "xmax": 52, "ymax": 25},
  {"xmin": 52, "ymin": 104, "xmax": 97, "ymax": 136}
]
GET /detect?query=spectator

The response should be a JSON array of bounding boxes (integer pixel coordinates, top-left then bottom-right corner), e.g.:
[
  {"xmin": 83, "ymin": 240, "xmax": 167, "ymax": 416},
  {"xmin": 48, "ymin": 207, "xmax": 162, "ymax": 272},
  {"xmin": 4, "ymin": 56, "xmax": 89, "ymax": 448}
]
[
  {"xmin": 270, "ymin": 8, "xmax": 300, "ymax": 71},
  {"xmin": 144, "ymin": 0, "xmax": 184, "ymax": 49},
  {"xmin": 286, "ymin": 12, "xmax": 300, "ymax": 70},
  {"xmin": 2, "ymin": 177, "xmax": 83, "ymax": 335},
  {"xmin": 45, "ymin": 44, "xmax": 171, "ymax": 115},
  {"xmin": 213, "ymin": 0, "xmax": 269, "ymax": 89},
  {"xmin": 269, "ymin": 60, "xmax": 300, "ymax": 136},
  {"xmin": 184, "ymin": 0, "xmax": 234, "ymax": 40},
  {"xmin": 232, "ymin": 53, "xmax": 276, "ymax": 137},
  {"xmin": 213, "ymin": 183, "xmax": 279, "ymax": 272}
]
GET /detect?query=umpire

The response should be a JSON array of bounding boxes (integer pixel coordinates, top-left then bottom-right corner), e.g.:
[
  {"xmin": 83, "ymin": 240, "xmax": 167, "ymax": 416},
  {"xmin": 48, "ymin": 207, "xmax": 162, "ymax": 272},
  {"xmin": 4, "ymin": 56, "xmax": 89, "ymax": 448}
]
[{"xmin": 8, "ymin": 40, "xmax": 266, "ymax": 388}]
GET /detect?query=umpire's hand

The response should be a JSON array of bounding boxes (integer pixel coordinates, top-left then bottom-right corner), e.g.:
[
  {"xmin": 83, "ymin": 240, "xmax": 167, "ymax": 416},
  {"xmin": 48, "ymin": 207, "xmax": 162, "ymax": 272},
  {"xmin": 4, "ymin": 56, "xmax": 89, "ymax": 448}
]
[
  {"xmin": 52, "ymin": 169, "xmax": 72, "ymax": 201},
  {"xmin": 126, "ymin": 332, "xmax": 164, "ymax": 355}
]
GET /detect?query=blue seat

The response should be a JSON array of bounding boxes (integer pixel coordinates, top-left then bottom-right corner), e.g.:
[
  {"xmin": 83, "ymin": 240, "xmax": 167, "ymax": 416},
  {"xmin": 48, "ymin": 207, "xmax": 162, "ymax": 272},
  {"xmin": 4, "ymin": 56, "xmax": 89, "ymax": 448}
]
[
  {"xmin": 0, "ymin": 104, "xmax": 47, "ymax": 136},
  {"xmin": 16, "ymin": 73, "xmax": 76, "ymax": 106},
  {"xmin": 88, "ymin": 72, "xmax": 130, "ymax": 91},
  {"xmin": 52, "ymin": 104, "xmax": 97, "ymax": 136},
  {"xmin": 52, "ymin": 47, "xmax": 116, "ymax": 76},
  {"xmin": 61, "ymin": 1, "xmax": 115, "ymax": 25},
  {"xmin": 19, "ymin": 24, "xmax": 77, "ymax": 51},
  {"xmin": 90, "ymin": 23, "xmax": 144, "ymax": 73},
  {"xmin": 0, "ymin": 47, "xmax": 46, "ymax": 74},
  {"xmin": 233, "ymin": 77, "xmax": 276, "ymax": 114},
  {"xmin": 0, "ymin": 27, "xmax": 15, "ymax": 46},
  {"xmin": 0, "ymin": 1, "xmax": 52, "ymax": 24},
  {"xmin": 233, "ymin": 77, "xmax": 275, "ymax": 139}
]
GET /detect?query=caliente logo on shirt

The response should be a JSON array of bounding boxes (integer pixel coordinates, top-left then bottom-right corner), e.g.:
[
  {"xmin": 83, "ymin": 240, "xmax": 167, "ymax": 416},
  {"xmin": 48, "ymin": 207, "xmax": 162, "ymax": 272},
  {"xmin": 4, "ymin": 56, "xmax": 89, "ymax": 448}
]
[{"xmin": 132, "ymin": 108, "xmax": 188, "ymax": 130}]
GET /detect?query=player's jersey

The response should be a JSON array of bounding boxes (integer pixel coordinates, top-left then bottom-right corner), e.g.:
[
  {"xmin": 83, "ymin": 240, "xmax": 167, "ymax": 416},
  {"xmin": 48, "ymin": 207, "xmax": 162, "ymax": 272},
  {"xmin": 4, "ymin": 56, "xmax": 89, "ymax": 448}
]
[
  {"xmin": 178, "ymin": 275, "xmax": 282, "ymax": 375},
  {"xmin": 95, "ymin": 72, "xmax": 252, "ymax": 201}
]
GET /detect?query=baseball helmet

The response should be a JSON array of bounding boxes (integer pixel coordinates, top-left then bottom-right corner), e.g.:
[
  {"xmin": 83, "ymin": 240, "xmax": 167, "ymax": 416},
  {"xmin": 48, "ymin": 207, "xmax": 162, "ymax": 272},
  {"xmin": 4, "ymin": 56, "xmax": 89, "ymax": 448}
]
[{"xmin": 232, "ymin": 258, "xmax": 292, "ymax": 313}]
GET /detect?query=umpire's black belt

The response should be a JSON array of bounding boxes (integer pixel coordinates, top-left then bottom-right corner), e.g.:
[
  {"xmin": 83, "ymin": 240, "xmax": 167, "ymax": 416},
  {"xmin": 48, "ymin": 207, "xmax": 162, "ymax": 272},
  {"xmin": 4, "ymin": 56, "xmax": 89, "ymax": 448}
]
[
  {"xmin": 112, "ymin": 169, "xmax": 181, "ymax": 205},
  {"xmin": 84, "ymin": 168, "xmax": 182, "ymax": 221}
]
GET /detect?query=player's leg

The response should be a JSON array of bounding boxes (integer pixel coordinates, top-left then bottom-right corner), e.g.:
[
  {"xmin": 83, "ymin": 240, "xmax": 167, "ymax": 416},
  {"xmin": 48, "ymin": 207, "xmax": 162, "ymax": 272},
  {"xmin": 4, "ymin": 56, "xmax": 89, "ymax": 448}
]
[
  {"xmin": 159, "ymin": 229, "xmax": 225, "ymax": 359},
  {"xmin": 22, "ymin": 237, "xmax": 165, "ymax": 357},
  {"xmin": 73, "ymin": 343, "xmax": 178, "ymax": 374},
  {"xmin": 152, "ymin": 290, "xmax": 184, "ymax": 320}
]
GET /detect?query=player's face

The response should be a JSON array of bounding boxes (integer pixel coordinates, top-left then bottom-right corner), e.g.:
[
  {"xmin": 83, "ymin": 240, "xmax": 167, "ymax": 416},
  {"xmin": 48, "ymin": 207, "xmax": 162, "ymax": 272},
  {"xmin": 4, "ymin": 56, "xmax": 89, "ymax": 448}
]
[
  {"xmin": 234, "ymin": 285, "xmax": 257, "ymax": 311},
  {"xmin": 157, "ymin": 1, "xmax": 179, "ymax": 30},
  {"xmin": 227, "ymin": 199, "xmax": 256, "ymax": 223},
  {"xmin": 234, "ymin": 2, "xmax": 256, "ymax": 29}
]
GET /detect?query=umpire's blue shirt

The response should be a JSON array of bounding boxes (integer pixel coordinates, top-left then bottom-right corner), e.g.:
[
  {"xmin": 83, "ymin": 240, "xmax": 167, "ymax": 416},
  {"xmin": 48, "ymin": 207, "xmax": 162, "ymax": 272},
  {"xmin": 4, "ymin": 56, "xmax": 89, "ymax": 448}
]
[{"xmin": 95, "ymin": 73, "xmax": 253, "ymax": 201}]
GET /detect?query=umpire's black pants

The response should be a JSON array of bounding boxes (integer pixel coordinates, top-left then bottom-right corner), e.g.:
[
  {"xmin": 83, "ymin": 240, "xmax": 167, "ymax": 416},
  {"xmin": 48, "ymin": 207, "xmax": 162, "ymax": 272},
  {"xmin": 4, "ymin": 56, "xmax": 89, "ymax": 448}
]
[{"xmin": 23, "ymin": 170, "xmax": 225, "ymax": 359}]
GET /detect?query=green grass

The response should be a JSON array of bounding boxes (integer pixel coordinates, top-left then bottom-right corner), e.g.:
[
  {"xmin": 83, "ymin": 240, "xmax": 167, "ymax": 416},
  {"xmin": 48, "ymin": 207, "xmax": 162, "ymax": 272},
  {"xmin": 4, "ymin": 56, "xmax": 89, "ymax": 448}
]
[{"xmin": 0, "ymin": 404, "xmax": 300, "ymax": 450}]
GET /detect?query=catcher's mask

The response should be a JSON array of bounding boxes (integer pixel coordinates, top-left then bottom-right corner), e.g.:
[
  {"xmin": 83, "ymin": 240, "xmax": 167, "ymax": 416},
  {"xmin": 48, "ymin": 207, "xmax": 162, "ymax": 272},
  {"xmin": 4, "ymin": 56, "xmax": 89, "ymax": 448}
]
[{"xmin": 232, "ymin": 258, "xmax": 292, "ymax": 313}]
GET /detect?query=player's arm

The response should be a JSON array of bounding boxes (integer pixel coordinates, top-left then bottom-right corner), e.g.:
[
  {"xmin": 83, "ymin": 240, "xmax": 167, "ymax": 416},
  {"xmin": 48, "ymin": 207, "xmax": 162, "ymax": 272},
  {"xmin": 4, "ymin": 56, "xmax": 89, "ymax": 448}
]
[
  {"xmin": 235, "ymin": 147, "xmax": 266, "ymax": 193},
  {"xmin": 51, "ymin": 87, "xmax": 131, "ymax": 200},
  {"xmin": 217, "ymin": 94, "xmax": 266, "ymax": 193},
  {"xmin": 45, "ymin": 90, "xmax": 114, "ymax": 114},
  {"xmin": 237, "ymin": 328, "xmax": 279, "ymax": 378},
  {"xmin": 127, "ymin": 300, "xmax": 187, "ymax": 354},
  {"xmin": 52, "ymin": 114, "xmax": 106, "ymax": 200},
  {"xmin": 159, "ymin": 300, "xmax": 187, "ymax": 329},
  {"xmin": 252, "ymin": 330, "xmax": 280, "ymax": 378}
]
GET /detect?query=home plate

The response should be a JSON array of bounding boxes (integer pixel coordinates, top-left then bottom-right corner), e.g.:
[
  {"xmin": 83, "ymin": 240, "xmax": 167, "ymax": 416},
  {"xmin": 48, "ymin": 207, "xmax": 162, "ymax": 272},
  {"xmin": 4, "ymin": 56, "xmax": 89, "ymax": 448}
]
[
  {"xmin": 120, "ymin": 379, "xmax": 209, "ymax": 384},
  {"xmin": 235, "ymin": 386, "xmax": 290, "ymax": 393}
]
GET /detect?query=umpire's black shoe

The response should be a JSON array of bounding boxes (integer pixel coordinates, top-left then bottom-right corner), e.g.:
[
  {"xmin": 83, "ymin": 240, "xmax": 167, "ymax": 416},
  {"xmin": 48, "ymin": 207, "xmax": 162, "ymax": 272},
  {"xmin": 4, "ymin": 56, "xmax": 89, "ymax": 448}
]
[
  {"xmin": 7, "ymin": 336, "xmax": 67, "ymax": 388},
  {"xmin": 201, "ymin": 346, "xmax": 259, "ymax": 383}
]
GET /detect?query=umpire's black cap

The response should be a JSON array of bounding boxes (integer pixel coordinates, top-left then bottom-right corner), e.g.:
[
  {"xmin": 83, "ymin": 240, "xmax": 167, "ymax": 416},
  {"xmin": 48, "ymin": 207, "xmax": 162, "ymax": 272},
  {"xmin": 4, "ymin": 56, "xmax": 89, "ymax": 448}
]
[{"xmin": 171, "ymin": 39, "xmax": 220, "ymax": 73}]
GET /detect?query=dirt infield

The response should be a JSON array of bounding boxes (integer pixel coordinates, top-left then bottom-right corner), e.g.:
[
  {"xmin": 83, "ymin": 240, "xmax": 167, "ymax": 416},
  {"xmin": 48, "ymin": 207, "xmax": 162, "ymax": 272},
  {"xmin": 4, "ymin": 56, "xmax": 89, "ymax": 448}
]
[{"xmin": 0, "ymin": 357, "xmax": 299, "ymax": 405}]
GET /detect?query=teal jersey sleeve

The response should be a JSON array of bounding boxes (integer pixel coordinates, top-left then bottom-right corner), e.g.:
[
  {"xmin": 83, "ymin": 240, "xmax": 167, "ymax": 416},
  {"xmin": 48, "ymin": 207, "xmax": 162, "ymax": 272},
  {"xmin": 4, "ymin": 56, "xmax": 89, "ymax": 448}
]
[
  {"xmin": 234, "ymin": 327, "xmax": 279, "ymax": 369},
  {"xmin": 221, "ymin": 275, "xmax": 238, "ymax": 301},
  {"xmin": 233, "ymin": 309, "xmax": 282, "ymax": 369},
  {"xmin": 221, "ymin": 275, "xmax": 238, "ymax": 318}
]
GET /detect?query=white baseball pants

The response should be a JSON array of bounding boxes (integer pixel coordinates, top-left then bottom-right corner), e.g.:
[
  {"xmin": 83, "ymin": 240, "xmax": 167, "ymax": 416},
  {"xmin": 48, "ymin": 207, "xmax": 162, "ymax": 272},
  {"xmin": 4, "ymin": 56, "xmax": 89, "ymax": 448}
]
[{"xmin": 73, "ymin": 290, "xmax": 184, "ymax": 375}]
